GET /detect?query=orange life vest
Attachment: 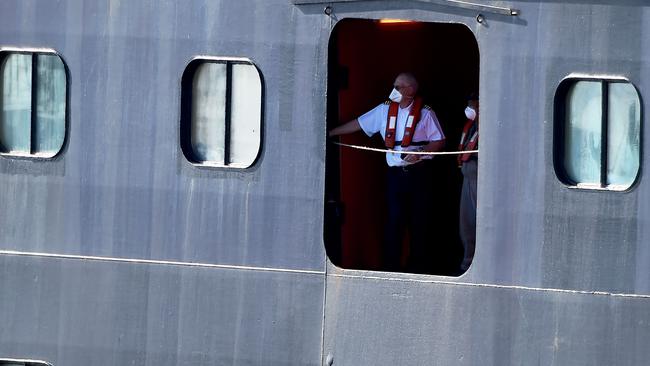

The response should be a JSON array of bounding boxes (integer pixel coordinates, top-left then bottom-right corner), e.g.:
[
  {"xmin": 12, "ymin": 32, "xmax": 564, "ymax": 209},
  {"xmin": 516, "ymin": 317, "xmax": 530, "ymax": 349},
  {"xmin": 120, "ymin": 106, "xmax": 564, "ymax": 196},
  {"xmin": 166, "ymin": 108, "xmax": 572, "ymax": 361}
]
[
  {"xmin": 457, "ymin": 118, "xmax": 479, "ymax": 164},
  {"xmin": 384, "ymin": 97, "xmax": 424, "ymax": 149}
]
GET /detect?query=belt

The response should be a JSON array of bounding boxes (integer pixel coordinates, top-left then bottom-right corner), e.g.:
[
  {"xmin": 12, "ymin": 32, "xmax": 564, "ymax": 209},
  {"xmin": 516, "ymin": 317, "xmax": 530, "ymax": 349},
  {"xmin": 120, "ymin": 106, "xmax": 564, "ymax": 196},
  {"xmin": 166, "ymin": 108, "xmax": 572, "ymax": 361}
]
[{"xmin": 389, "ymin": 162, "xmax": 425, "ymax": 172}]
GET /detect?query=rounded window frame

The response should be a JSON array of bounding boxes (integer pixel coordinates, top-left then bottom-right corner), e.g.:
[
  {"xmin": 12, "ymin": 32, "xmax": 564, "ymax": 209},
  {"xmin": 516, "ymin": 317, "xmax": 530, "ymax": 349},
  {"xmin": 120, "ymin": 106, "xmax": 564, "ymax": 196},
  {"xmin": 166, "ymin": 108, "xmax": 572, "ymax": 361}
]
[
  {"xmin": 179, "ymin": 56, "xmax": 264, "ymax": 170},
  {"xmin": 553, "ymin": 75, "xmax": 643, "ymax": 192},
  {"xmin": 0, "ymin": 47, "xmax": 70, "ymax": 160}
]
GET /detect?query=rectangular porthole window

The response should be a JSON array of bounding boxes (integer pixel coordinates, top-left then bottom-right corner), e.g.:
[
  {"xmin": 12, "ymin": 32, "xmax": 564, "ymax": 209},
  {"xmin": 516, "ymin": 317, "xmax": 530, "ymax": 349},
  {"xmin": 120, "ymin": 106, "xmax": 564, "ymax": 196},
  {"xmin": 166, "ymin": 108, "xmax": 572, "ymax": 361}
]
[
  {"xmin": 0, "ymin": 50, "xmax": 67, "ymax": 158},
  {"xmin": 181, "ymin": 58, "xmax": 263, "ymax": 168},
  {"xmin": 554, "ymin": 78, "xmax": 641, "ymax": 191}
]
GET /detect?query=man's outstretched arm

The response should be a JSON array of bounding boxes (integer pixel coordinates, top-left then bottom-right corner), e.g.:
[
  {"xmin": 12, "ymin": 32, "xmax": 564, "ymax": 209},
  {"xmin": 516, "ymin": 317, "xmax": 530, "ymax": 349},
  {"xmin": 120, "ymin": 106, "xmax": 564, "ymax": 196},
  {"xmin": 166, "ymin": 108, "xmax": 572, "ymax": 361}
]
[{"xmin": 329, "ymin": 119, "xmax": 362, "ymax": 137}]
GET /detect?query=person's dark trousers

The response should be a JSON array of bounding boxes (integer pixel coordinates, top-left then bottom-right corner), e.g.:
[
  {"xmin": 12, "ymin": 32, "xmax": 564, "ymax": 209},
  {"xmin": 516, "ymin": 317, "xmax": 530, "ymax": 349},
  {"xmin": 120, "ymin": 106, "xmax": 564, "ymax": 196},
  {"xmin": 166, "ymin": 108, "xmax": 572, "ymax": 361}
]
[{"xmin": 384, "ymin": 161, "xmax": 434, "ymax": 272}]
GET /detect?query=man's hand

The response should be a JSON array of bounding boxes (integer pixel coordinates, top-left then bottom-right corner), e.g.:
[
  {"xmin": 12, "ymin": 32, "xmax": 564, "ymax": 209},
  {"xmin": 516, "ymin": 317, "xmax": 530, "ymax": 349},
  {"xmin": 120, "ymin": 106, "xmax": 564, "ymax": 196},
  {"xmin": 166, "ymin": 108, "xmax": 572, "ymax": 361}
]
[
  {"xmin": 403, "ymin": 152, "xmax": 421, "ymax": 163},
  {"xmin": 402, "ymin": 139, "xmax": 445, "ymax": 163}
]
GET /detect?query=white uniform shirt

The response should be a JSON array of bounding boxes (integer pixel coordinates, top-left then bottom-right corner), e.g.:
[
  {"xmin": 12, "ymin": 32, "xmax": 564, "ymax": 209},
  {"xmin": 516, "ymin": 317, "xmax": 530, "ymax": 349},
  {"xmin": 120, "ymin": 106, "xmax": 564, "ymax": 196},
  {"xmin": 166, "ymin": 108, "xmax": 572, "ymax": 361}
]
[{"xmin": 357, "ymin": 101, "xmax": 445, "ymax": 167}]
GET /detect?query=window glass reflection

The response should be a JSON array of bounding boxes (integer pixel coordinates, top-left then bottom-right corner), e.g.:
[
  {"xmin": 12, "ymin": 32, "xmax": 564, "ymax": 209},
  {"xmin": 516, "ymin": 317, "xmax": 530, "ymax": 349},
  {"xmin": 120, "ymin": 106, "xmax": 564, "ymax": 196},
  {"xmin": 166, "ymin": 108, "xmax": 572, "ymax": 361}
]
[
  {"xmin": 192, "ymin": 62, "xmax": 226, "ymax": 163},
  {"xmin": 0, "ymin": 53, "xmax": 32, "ymax": 153},
  {"xmin": 607, "ymin": 82, "xmax": 640, "ymax": 187},
  {"xmin": 230, "ymin": 63, "xmax": 261, "ymax": 168},
  {"xmin": 35, "ymin": 54, "xmax": 66, "ymax": 156},
  {"xmin": 564, "ymin": 81, "xmax": 602, "ymax": 185}
]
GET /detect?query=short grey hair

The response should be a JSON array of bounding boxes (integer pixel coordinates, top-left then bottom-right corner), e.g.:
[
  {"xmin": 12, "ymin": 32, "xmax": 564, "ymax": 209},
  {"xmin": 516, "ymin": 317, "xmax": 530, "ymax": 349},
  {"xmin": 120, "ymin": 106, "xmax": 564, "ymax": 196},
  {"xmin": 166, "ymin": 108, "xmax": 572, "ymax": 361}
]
[{"xmin": 397, "ymin": 72, "xmax": 419, "ymax": 93}]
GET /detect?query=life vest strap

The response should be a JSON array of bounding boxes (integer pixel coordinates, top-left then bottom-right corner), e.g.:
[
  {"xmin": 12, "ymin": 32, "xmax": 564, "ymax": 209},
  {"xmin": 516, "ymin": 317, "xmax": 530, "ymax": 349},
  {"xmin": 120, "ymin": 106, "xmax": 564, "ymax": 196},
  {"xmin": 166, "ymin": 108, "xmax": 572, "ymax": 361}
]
[
  {"xmin": 457, "ymin": 119, "xmax": 479, "ymax": 164},
  {"xmin": 384, "ymin": 102, "xmax": 400, "ymax": 148}
]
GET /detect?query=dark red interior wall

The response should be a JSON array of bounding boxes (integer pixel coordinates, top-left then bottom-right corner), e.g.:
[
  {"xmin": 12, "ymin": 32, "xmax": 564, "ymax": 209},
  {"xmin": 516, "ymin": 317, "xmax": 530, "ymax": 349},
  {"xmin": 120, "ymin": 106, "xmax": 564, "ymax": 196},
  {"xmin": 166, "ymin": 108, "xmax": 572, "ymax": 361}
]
[{"xmin": 328, "ymin": 19, "xmax": 479, "ymax": 273}]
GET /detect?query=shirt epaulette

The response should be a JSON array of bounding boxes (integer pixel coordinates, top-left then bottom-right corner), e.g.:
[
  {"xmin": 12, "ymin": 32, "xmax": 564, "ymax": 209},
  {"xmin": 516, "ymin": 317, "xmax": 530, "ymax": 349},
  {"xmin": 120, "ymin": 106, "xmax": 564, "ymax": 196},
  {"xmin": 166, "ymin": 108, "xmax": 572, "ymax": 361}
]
[{"xmin": 423, "ymin": 104, "xmax": 431, "ymax": 110}]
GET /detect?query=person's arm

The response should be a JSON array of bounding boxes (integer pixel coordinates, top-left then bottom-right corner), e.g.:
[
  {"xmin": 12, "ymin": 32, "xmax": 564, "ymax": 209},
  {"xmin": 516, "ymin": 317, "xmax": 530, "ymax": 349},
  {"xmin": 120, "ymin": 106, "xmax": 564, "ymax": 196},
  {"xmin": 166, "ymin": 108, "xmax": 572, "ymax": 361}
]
[
  {"xmin": 403, "ymin": 107, "xmax": 446, "ymax": 163},
  {"xmin": 403, "ymin": 139, "xmax": 445, "ymax": 163},
  {"xmin": 423, "ymin": 139, "xmax": 446, "ymax": 152},
  {"xmin": 329, "ymin": 119, "xmax": 362, "ymax": 137}
]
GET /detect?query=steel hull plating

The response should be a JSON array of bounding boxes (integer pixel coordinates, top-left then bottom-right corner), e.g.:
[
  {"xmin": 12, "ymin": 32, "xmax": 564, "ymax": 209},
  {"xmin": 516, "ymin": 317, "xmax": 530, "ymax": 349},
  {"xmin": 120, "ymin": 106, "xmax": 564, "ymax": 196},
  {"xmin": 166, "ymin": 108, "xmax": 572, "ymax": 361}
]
[{"xmin": 0, "ymin": 1, "xmax": 649, "ymax": 365}]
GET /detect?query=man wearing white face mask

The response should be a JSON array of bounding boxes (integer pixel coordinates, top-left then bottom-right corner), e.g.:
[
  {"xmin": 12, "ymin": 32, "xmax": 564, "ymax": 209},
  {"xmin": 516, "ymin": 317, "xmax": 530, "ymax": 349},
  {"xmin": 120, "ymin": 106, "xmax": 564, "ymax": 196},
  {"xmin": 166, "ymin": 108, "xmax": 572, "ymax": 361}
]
[
  {"xmin": 329, "ymin": 72, "xmax": 446, "ymax": 272},
  {"xmin": 457, "ymin": 93, "xmax": 479, "ymax": 272}
]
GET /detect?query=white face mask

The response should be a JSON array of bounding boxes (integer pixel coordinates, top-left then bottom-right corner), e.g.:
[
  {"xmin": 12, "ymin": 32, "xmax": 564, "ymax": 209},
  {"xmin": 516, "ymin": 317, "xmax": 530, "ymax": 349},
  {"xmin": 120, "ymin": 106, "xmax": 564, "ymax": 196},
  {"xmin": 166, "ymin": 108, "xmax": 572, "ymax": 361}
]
[
  {"xmin": 389, "ymin": 88, "xmax": 402, "ymax": 103},
  {"xmin": 465, "ymin": 106, "xmax": 477, "ymax": 121}
]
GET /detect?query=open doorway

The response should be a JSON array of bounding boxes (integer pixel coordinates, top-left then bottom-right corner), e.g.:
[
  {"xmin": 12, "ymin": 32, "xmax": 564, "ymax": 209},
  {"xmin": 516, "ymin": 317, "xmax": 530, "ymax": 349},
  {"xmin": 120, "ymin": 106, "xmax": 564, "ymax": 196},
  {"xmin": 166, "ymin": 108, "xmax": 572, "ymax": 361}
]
[{"xmin": 325, "ymin": 18, "xmax": 479, "ymax": 276}]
